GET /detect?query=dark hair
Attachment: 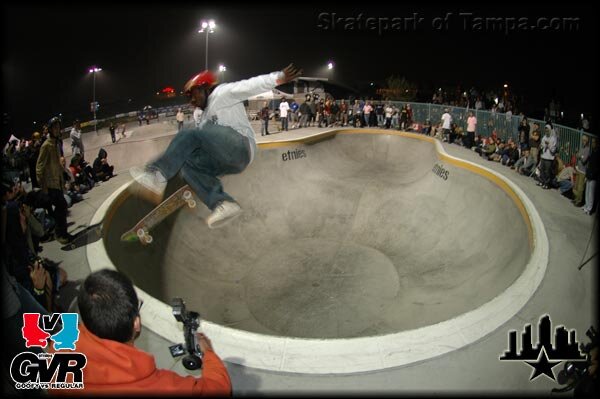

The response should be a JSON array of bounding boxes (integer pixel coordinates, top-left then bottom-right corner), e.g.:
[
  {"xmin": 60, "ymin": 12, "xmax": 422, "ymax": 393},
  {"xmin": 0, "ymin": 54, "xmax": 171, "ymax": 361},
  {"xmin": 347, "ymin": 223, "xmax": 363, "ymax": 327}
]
[{"xmin": 78, "ymin": 269, "xmax": 139, "ymax": 343}]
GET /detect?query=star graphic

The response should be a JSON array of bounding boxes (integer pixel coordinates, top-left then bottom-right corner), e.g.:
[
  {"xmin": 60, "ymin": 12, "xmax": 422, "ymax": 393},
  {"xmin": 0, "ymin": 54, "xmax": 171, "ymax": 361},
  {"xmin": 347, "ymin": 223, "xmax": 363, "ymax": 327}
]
[{"xmin": 526, "ymin": 347, "xmax": 560, "ymax": 381}]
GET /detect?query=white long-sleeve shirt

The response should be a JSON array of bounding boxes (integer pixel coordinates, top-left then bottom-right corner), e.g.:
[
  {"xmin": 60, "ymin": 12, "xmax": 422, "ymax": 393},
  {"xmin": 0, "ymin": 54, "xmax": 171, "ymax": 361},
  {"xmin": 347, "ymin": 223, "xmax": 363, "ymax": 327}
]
[
  {"xmin": 279, "ymin": 101, "xmax": 290, "ymax": 118},
  {"xmin": 198, "ymin": 71, "xmax": 283, "ymax": 163},
  {"xmin": 540, "ymin": 132, "xmax": 558, "ymax": 161}
]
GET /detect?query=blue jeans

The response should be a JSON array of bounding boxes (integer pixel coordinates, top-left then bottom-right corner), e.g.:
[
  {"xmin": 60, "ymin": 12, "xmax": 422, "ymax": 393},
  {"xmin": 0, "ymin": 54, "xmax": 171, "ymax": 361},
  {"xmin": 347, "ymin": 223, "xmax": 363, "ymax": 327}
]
[
  {"xmin": 261, "ymin": 119, "xmax": 269, "ymax": 135},
  {"xmin": 281, "ymin": 116, "xmax": 288, "ymax": 131},
  {"xmin": 150, "ymin": 123, "xmax": 250, "ymax": 210}
]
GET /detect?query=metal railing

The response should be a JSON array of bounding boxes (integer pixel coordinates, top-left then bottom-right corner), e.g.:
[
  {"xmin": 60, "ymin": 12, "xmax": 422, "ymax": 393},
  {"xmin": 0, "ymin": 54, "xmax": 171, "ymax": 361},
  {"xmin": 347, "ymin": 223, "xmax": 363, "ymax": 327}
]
[{"xmin": 352, "ymin": 101, "xmax": 592, "ymax": 164}]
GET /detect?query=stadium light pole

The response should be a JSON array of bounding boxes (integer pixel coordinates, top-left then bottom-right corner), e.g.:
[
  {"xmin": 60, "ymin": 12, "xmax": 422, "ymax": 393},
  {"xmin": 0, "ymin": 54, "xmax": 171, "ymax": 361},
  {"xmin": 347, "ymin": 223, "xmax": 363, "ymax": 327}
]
[
  {"xmin": 88, "ymin": 67, "xmax": 102, "ymax": 134},
  {"xmin": 198, "ymin": 20, "xmax": 216, "ymax": 70},
  {"xmin": 218, "ymin": 64, "xmax": 227, "ymax": 82}
]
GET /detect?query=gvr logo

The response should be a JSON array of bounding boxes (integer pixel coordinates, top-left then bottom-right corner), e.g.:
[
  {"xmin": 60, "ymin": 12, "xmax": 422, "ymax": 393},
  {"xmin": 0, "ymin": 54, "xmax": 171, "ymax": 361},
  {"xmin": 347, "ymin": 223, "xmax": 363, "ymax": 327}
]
[{"xmin": 10, "ymin": 313, "xmax": 86, "ymax": 390}]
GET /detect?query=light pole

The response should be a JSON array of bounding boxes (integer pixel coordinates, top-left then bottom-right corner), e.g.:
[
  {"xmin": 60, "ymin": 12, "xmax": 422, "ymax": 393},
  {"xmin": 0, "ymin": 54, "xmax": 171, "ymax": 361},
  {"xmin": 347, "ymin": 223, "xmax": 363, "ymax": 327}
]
[
  {"xmin": 198, "ymin": 20, "xmax": 216, "ymax": 70},
  {"xmin": 88, "ymin": 67, "xmax": 102, "ymax": 133},
  {"xmin": 218, "ymin": 64, "xmax": 227, "ymax": 82}
]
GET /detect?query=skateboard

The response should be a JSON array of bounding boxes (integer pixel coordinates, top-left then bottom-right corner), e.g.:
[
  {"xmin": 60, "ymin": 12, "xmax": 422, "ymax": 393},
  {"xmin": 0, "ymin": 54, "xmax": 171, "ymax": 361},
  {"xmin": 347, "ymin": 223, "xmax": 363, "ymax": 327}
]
[{"xmin": 120, "ymin": 184, "xmax": 197, "ymax": 245}]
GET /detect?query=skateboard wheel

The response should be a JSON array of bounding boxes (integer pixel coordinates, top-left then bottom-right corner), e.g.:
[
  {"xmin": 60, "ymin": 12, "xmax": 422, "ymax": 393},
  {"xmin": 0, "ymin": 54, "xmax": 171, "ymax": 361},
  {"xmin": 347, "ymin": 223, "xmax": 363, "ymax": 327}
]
[
  {"xmin": 183, "ymin": 190, "xmax": 192, "ymax": 200},
  {"xmin": 137, "ymin": 228, "xmax": 147, "ymax": 238},
  {"xmin": 143, "ymin": 234, "xmax": 153, "ymax": 244},
  {"xmin": 187, "ymin": 200, "xmax": 196, "ymax": 208}
]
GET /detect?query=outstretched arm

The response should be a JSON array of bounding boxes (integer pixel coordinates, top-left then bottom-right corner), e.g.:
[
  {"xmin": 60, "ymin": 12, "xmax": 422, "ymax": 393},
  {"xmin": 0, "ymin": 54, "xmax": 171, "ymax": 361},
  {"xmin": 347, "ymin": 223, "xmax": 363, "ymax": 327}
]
[{"xmin": 212, "ymin": 64, "xmax": 303, "ymax": 108}]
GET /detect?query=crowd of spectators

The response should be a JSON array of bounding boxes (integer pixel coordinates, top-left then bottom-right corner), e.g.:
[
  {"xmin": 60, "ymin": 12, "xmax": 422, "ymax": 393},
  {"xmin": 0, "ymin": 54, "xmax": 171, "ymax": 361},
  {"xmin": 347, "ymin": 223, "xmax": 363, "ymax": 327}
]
[
  {"xmin": 2, "ymin": 114, "xmax": 233, "ymax": 397},
  {"xmin": 269, "ymin": 95, "xmax": 597, "ymax": 214},
  {"xmin": 1, "ymin": 116, "xmax": 118, "ymax": 314},
  {"xmin": 270, "ymin": 95, "xmax": 417, "ymax": 131},
  {"xmin": 424, "ymin": 110, "xmax": 598, "ymax": 215}
]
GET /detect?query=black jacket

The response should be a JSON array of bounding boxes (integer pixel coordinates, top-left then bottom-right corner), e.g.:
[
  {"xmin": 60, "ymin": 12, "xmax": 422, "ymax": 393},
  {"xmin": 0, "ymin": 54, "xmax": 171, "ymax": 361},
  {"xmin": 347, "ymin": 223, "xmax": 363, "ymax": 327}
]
[{"xmin": 586, "ymin": 148, "xmax": 599, "ymax": 180}]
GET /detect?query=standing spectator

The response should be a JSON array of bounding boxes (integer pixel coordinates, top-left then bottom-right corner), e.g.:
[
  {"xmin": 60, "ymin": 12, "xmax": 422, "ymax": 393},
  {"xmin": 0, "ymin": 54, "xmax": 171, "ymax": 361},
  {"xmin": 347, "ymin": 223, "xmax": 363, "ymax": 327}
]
[
  {"xmin": 375, "ymin": 102, "xmax": 385, "ymax": 127},
  {"xmin": 582, "ymin": 137, "xmax": 598, "ymax": 215},
  {"xmin": 176, "ymin": 108, "xmax": 185, "ymax": 132},
  {"xmin": 259, "ymin": 101, "xmax": 270, "ymax": 136},
  {"xmin": 299, "ymin": 100, "xmax": 310, "ymax": 128},
  {"xmin": 581, "ymin": 115, "xmax": 590, "ymax": 132},
  {"xmin": 316, "ymin": 99, "xmax": 325, "ymax": 128},
  {"xmin": 384, "ymin": 102, "xmax": 393, "ymax": 129},
  {"xmin": 399, "ymin": 105, "xmax": 408, "ymax": 131},
  {"xmin": 323, "ymin": 99, "xmax": 332, "ymax": 127},
  {"xmin": 27, "ymin": 132, "xmax": 43, "ymax": 189},
  {"xmin": 93, "ymin": 148, "xmax": 115, "ymax": 181},
  {"xmin": 475, "ymin": 97, "xmax": 483, "ymax": 110},
  {"xmin": 308, "ymin": 98, "xmax": 317, "ymax": 127},
  {"xmin": 406, "ymin": 104, "xmax": 413, "ymax": 126},
  {"xmin": 138, "ymin": 113, "xmax": 144, "ymax": 126},
  {"xmin": 70, "ymin": 120, "xmax": 84, "ymax": 156},
  {"xmin": 441, "ymin": 108, "xmax": 452, "ymax": 142},
  {"xmin": 363, "ymin": 101, "xmax": 373, "ymax": 127},
  {"xmin": 35, "ymin": 117, "xmax": 72, "ymax": 244},
  {"xmin": 391, "ymin": 105, "xmax": 399, "ymax": 129},
  {"xmin": 109, "ymin": 122, "xmax": 117, "ymax": 143},
  {"xmin": 330, "ymin": 100, "xmax": 340, "ymax": 127},
  {"xmin": 279, "ymin": 98, "xmax": 289, "ymax": 131},
  {"xmin": 466, "ymin": 111, "xmax": 477, "ymax": 149},
  {"xmin": 47, "ymin": 269, "xmax": 232, "ymax": 396},
  {"xmin": 573, "ymin": 135, "xmax": 590, "ymax": 207},
  {"xmin": 289, "ymin": 99, "xmax": 299, "ymax": 129},
  {"xmin": 352, "ymin": 99, "xmax": 362, "ymax": 127},
  {"xmin": 339, "ymin": 100, "xmax": 348, "ymax": 127},
  {"xmin": 529, "ymin": 123, "xmax": 542, "ymax": 165},
  {"xmin": 518, "ymin": 117, "xmax": 530, "ymax": 152},
  {"xmin": 538, "ymin": 123, "xmax": 558, "ymax": 189}
]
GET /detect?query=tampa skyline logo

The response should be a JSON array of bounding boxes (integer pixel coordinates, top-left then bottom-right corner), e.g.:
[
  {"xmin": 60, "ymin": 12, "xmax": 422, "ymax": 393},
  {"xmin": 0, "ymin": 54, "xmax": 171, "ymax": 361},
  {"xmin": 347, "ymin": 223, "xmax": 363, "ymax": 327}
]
[{"xmin": 499, "ymin": 314, "xmax": 587, "ymax": 382}]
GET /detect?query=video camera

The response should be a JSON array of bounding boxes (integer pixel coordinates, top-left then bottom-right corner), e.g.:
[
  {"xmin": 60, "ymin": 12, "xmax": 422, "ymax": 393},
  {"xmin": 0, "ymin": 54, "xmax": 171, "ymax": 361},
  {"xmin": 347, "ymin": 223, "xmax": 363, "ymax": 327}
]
[
  {"xmin": 553, "ymin": 326, "xmax": 598, "ymax": 396},
  {"xmin": 168, "ymin": 298, "xmax": 203, "ymax": 370}
]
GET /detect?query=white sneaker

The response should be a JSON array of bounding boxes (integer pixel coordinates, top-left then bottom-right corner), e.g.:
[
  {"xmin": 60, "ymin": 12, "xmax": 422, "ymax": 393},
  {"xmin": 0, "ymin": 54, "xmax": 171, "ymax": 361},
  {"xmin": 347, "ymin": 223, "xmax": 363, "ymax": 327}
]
[
  {"xmin": 130, "ymin": 166, "xmax": 167, "ymax": 197},
  {"xmin": 206, "ymin": 201, "xmax": 243, "ymax": 229}
]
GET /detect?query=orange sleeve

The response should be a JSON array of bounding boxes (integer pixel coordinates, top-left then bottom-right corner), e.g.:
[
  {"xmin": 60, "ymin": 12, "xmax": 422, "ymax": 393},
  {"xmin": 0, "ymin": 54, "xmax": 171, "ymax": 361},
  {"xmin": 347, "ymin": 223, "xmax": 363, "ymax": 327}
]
[
  {"xmin": 193, "ymin": 350, "xmax": 232, "ymax": 396},
  {"xmin": 152, "ymin": 350, "xmax": 232, "ymax": 396}
]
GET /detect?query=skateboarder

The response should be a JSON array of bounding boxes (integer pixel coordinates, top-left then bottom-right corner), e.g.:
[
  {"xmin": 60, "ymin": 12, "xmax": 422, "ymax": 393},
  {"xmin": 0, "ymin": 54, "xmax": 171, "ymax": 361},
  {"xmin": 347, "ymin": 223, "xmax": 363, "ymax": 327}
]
[{"xmin": 130, "ymin": 64, "xmax": 302, "ymax": 228}]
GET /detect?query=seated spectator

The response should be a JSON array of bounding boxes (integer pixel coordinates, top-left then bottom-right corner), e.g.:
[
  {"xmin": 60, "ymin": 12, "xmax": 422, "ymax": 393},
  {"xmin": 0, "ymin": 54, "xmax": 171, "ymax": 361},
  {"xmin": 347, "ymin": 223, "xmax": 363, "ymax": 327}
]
[
  {"xmin": 2, "ymin": 258, "xmax": 50, "ymax": 397},
  {"xmin": 1, "ymin": 180, "xmax": 67, "ymax": 312},
  {"xmin": 432, "ymin": 123, "xmax": 443, "ymax": 139},
  {"xmin": 514, "ymin": 147, "xmax": 537, "ymax": 175},
  {"xmin": 555, "ymin": 158, "xmax": 575, "ymax": 200},
  {"xmin": 501, "ymin": 140, "xmax": 520, "ymax": 167},
  {"xmin": 92, "ymin": 148, "xmax": 115, "ymax": 181},
  {"xmin": 488, "ymin": 139, "xmax": 505, "ymax": 162},
  {"xmin": 421, "ymin": 120, "xmax": 432, "ymax": 135},
  {"xmin": 60, "ymin": 157, "xmax": 85, "ymax": 207},
  {"xmin": 475, "ymin": 137, "xmax": 496, "ymax": 159},
  {"xmin": 49, "ymin": 269, "xmax": 232, "ymax": 396},
  {"xmin": 472, "ymin": 134, "xmax": 483, "ymax": 150},
  {"xmin": 69, "ymin": 155, "xmax": 94, "ymax": 189}
]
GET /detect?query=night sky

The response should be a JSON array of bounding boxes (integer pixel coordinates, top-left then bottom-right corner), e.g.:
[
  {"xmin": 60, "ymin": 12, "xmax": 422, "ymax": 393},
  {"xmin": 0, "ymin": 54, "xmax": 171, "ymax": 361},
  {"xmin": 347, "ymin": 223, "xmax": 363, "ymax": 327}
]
[{"xmin": 2, "ymin": 1, "xmax": 598, "ymax": 139}]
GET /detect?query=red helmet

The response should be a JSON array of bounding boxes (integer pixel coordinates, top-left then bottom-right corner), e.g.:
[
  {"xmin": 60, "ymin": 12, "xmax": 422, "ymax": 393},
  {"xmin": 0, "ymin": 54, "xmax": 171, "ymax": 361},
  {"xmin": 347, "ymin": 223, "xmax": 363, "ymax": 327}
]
[{"xmin": 183, "ymin": 70, "xmax": 218, "ymax": 96}]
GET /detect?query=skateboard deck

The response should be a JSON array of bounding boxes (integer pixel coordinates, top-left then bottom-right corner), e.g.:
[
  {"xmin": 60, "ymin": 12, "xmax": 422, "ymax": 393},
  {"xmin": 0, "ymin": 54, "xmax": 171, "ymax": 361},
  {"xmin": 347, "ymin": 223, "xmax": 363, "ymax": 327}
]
[{"xmin": 121, "ymin": 184, "xmax": 197, "ymax": 244}]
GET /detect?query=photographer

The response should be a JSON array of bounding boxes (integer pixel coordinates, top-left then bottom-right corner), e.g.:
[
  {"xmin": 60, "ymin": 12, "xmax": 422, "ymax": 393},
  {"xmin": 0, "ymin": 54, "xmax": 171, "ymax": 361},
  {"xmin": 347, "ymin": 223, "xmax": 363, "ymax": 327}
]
[{"xmin": 49, "ymin": 269, "xmax": 232, "ymax": 396}]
